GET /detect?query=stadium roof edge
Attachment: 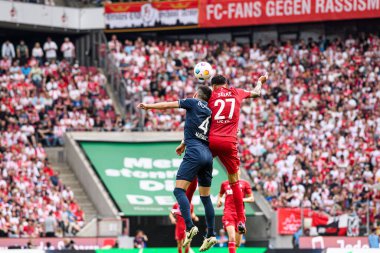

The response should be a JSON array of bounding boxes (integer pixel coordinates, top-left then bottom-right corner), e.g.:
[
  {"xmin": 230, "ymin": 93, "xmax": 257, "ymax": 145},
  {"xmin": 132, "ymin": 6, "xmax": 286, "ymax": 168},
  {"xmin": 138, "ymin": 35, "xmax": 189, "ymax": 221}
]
[{"xmin": 0, "ymin": 1, "xmax": 103, "ymax": 31}]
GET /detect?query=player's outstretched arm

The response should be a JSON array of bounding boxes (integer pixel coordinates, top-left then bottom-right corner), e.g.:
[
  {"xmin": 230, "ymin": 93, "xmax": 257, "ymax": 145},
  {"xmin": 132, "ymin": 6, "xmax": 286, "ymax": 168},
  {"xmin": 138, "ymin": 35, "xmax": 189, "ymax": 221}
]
[
  {"xmin": 249, "ymin": 73, "xmax": 269, "ymax": 98},
  {"xmin": 137, "ymin": 101, "xmax": 179, "ymax": 110}
]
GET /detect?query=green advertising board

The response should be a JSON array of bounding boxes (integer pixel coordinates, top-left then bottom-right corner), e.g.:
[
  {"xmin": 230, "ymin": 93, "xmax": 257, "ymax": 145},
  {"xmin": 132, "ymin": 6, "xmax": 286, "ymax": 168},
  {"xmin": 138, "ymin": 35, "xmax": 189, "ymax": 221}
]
[
  {"xmin": 80, "ymin": 141, "xmax": 255, "ymax": 216},
  {"xmin": 96, "ymin": 248, "xmax": 267, "ymax": 253}
]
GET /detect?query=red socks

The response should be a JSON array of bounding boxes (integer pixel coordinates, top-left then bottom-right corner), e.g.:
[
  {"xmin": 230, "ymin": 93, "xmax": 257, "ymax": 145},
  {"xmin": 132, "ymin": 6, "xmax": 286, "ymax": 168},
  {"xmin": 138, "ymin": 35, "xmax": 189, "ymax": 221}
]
[
  {"xmin": 178, "ymin": 247, "xmax": 182, "ymax": 253},
  {"xmin": 186, "ymin": 178, "xmax": 198, "ymax": 202},
  {"xmin": 230, "ymin": 181, "xmax": 246, "ymax": 222},
  {"xmin": 185, "ymin": 247, "xmax": 189, "ymax": 253},
  {"xmin": 228, "ymin": 242, "xmax": 236, "ymax": 253}
]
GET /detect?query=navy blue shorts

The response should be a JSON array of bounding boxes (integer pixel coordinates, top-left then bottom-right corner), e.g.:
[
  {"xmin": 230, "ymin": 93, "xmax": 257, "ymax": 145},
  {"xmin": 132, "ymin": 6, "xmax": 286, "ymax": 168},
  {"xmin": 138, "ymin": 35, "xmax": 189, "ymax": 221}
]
[{"xmin": 176, "ymin": 143, "xmax": 213, "ymax": 187}]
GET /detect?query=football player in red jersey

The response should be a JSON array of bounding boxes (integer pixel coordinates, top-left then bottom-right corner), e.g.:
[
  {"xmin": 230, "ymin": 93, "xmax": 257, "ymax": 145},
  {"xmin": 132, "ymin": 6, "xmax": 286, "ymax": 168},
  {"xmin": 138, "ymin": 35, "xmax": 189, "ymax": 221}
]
[
  {"xmin": 207, "ymin": 74, "xmax": 266, "ymax": 233},
  {"xmin": 170, "ymin": 203, "xmax": 199, "ymax": 253},
  {"xmin": 217, "ymin": 178, "xmax": 254, "ymax": 253}
]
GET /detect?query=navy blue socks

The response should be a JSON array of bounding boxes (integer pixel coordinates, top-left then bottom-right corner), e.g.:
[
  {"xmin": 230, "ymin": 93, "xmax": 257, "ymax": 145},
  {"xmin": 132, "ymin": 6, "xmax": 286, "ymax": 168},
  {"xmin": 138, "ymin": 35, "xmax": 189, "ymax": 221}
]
[
  {"xmin": 200, "ymin": 195, "xmax": 216, "ymax": 238},
  {"xmin": 173, "ymin": 187, "xmax": 194, "ymax": 231}
]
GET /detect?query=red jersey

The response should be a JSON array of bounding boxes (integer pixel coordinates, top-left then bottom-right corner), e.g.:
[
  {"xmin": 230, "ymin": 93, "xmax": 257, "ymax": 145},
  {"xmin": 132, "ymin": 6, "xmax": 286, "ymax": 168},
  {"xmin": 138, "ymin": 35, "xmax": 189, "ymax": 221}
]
[
  {"xmin": 172, "ymin": 203, "xmax": 194, "ymax": 227},
  {"xmin": 219, "ymin": 180, "xmax": 252, "ymax": 214},
  {"xmin": 209, "ymin": 87, "xmax": 251, "ymax": 141}
]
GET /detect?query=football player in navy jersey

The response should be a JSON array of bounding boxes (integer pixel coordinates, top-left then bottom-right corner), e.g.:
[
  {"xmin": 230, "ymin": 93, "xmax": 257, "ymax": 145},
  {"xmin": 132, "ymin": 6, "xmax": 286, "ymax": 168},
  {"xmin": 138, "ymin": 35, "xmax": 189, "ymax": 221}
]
[{"xmin": 138, "ymin": 85, "xmax": 217, "ymax": 252}]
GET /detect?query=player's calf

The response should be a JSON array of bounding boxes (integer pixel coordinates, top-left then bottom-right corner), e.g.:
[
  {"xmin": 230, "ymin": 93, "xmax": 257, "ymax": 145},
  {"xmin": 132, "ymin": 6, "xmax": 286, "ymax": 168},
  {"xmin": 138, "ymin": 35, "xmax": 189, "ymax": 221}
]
[
  {"xmin": 228, "ymin": 241, "xmax": 236, "ymax": 253},
  {"xmin": 173, "ymin": 188, "xmax": 195, "ymax": 231},
  {"xmin": 226, "ymin": 225, "xmax": 238, "ymax": 253},
  {"xmin": 177, "ymin": 240, "xmax": 183, "ymax": 253}
]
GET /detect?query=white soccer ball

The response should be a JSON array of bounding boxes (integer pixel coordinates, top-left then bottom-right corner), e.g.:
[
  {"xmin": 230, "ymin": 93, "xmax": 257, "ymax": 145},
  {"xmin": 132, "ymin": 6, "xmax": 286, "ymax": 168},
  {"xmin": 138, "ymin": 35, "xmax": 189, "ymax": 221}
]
[{"xmin": 194, "ymin": 62, "xmax": 213, "ymax": 81}]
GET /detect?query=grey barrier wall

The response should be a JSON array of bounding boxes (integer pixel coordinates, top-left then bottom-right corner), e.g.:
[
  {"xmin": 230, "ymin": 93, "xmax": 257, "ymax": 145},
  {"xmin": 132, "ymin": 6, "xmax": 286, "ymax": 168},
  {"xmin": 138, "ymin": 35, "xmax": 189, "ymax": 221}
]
[{"xmin": 64, "ymin": 132, "xmax": 119, "ymax": 217}]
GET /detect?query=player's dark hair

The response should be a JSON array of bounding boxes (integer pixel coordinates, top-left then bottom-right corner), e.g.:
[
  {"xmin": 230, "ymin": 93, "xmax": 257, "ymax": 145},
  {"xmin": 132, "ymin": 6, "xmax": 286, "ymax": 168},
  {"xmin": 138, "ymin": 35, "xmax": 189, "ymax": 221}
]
[
  {"xmin": 197, "ymin": 85, "xmax": 212, "ymax": 102},
  {"xmin": 211, "ymin": 75, "xmax": 227, "ymax": 86}
]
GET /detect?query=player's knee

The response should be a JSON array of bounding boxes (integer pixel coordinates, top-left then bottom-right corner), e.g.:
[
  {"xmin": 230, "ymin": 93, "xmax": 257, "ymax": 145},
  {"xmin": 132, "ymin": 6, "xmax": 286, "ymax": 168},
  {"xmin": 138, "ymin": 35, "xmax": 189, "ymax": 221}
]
[
  {"xmin": 228, "ymin": 172, "xmax": 239, "ymax": 183},
  {"xmin": 198, "ymin": 186, "xmax": 211, "ymax": 196}
]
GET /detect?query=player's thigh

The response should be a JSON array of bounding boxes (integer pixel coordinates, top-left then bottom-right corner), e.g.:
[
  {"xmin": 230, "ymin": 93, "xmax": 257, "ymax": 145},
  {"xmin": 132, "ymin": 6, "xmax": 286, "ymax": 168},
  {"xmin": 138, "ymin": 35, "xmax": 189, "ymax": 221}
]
[
  {"xmin": 226, "ymin": 225, "xmax": 236, "ymax": 242},
  {"xmin": 176, "ymin": 150, "xmax": 201, "ymax": 184},
  {"xmin": 198, "ymin": 186, "xmax": 210, "ymax": 196},
  {"xmin": 218, "ymin": 155, "xmax": 240, "ymax": 176},
  {"xmin": 175, "ymin": 180, "xmax": 191, "ymax": 190},
  {"xmin": 222, "ymin": 213, "xmax": 238, "ymax": 235},
  {"xmin": 212, "ymin": 141, "xmax": 240, "ymax": 175},
  {"xmin": 176, "ymin": 226, "xmax": 185, "ymax": 242}
]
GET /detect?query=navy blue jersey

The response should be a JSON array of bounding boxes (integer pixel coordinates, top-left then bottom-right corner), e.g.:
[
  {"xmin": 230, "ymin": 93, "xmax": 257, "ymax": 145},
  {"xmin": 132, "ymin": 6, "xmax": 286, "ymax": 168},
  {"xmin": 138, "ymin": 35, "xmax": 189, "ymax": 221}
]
[{"xmin": 179, "ymin": 98, "xmax": 211, "ymax": 145}]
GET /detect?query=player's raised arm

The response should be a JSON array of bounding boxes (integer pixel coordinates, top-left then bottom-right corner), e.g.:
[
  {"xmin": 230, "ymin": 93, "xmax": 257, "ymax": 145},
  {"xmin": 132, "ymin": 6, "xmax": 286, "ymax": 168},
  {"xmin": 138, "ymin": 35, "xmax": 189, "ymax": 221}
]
[
  {"xmin": 137, "ymin": 101, "xmax": 179, "ymax": 110},
  {"xmin": 249, "ymin": 73, "xmax": 269, "ymax": 98}
]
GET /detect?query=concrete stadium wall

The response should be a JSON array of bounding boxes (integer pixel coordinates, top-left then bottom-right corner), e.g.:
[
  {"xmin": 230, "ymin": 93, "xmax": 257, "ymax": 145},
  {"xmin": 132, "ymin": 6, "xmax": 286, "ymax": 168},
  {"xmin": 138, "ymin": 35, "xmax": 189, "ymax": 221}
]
[
  {"xmin": 64, "ymin": 132, "xmax": 119, "ymax": 217},
  {"xmin": 0, "ymin": 1, "xmax": 103, "ymax": 30}
]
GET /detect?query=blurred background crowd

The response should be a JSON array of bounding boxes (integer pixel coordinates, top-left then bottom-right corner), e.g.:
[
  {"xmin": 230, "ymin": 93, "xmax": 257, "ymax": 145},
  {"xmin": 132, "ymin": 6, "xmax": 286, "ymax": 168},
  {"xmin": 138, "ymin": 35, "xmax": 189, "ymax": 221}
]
[
  {"xmin": 108, "ymin": 33, "xmax": 380, "ymax": 225},
  {"xmin": 0, "ymin": 36, "xmax": 119, "ymax": 237}
]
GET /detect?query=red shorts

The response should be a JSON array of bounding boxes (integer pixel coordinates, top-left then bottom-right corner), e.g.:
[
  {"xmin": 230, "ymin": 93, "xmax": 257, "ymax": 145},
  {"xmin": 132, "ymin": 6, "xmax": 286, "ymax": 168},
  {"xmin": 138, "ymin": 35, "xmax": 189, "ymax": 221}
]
[
  {"xmin": 222, "ymin": 212, "xmax": 239, "ymax": 232},
  {"xmin": 175, "ymin": 223, "xmax": 186, "ymax": 241},
  {"xmin": 209, "ymin": 136, "xmax": 240, "ymax": 174}
]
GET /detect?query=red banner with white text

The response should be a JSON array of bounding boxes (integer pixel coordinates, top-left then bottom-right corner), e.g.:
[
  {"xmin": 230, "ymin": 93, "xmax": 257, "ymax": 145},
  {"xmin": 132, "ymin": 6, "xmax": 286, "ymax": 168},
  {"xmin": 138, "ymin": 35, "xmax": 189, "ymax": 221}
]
[
  {"xmin": 278, "ymin": 208, "xmax": 360, "ymax": 236},
  {"xmin": 199, "ymin": 0, "xmax": 380, "ymax": 28},
  {"xmin": 104, "ymin": 1, "xmax": 198, "ymax": 30},
  {"xmin": 277, "ymin": 208, "xmax": 312, "ymax": 235}
]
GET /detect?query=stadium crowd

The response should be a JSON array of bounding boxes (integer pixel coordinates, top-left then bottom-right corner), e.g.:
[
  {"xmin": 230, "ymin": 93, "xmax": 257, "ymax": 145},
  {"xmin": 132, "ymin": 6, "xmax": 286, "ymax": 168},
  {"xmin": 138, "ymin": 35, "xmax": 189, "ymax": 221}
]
[
  {"xmin": 109, "ymin": 34, "xmax": 380, "ymax": 221},
  {"xmin": 0, "ymin": 36, "xmax": 120, "ymax": 237},
  {"xmin": 1, "ymin": 30, "xmax": 379, "ymax": 237}
]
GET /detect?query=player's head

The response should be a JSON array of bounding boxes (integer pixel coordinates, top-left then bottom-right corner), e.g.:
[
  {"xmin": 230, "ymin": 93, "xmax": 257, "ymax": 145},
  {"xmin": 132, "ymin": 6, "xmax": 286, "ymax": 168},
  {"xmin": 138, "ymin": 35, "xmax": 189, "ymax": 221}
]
[
  {"xmin": 195, "ymin": 85, "xmax": 212, "ymax": 102},
  {"xmin": 211, "ymin": 75, "xmax": 228, "ymax": 89}
]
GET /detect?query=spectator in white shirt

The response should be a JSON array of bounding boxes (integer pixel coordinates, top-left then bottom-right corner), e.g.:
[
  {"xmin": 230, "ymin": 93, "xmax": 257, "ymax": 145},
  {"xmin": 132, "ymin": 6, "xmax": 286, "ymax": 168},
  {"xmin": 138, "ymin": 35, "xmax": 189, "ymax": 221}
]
[
  {"xmin": 20, "ymin": 123, "xmax": 36, "ymax": 146},
  {"xmin": 32, "ymin": 42, "xmax": 44, "ymax": 65},
  {"xmin": 108, "ymin": 35, "xmax": 122, "ymax": 53},
  {"xmin": 53, "ymin": 122, "xmax": 65, "ymax": 146},
  {"xmin": 61, "ymin": 37, "xmax": 75, "ymax": 64},
  {"xmin": 2, "ymin": 40, "xmax": 15, "ymax": 60},
  {"xmin": 43, "ymin": 37, "xmax": 58, "ymax": 62}
]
